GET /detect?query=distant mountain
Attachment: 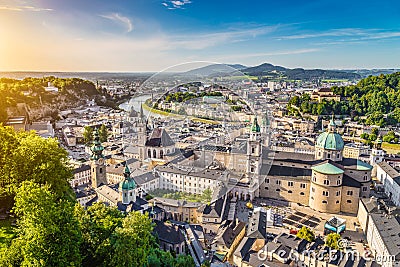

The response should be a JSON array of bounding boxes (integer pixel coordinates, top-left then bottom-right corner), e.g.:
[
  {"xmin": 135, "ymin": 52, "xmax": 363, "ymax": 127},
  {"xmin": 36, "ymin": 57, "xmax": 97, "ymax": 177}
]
[
  {"xmin": 181, "ymin": 64, "xmax": 244, "ymax": 77},
  {"xmin": 343, "ymin": 69, "xmax": 400, "ymax": 78},
  {"xmin": 182, "ymin": 63, "xmax": 363, "ymax": 80},
  {"xmin": 241, "ymin": 63, "xmax": 286, "ymax": 73},
  {"xmin": 227, "ymin": 64, "xmax": 247, "ymax": 70},
  {"xmin": 242, "ymin": 63, "xmax": 361, "ymax": 80}
]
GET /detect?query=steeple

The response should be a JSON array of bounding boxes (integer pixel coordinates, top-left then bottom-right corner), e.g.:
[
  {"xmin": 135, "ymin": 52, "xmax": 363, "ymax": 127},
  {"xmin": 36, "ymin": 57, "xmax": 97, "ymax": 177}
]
[
  {"xmin": 139, "ymin": 102, "xmax": 145, "ymax": 122},
  {"xmin": 328, "ymin": 114, "xmax": 336, "ymax": 133},
  {"xmin": 90, "ymin": 129, "xmax": 104, "ymax": 160},
  {"xmin": 374, "ymin": 135, "xmax": 383, "ymax": 149},
  {"xmin": 251, "ymin": 116, "xmax": 261, "ymax": 133},
  {"xmin": 90, "ymin": 129, "xmax": 106, "ymax": 188},
  {"xmin": 119, "ymin": 164, "xmax": 137, "ymax": 204},
  {"xmin": 124, "ymin": 164, "xmax": 131, "ymax": 178}
]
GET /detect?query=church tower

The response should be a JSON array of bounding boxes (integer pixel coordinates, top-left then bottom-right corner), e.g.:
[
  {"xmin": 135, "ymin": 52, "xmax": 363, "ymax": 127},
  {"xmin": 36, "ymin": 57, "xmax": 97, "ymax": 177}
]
[
  {"xmin": 370, "ymin": 135, "xmax": 384, "ymax": 176},
  {"xmin": 137, "ymin": 103, "xmax": 147, "ymax": 160},
  {"xmin": 119, "ymin": 165, "xmax": 137, "ymax": 204},
  {"xmin": 261, "ymin": 110, "xmax": 271, "ymax": 147},
  {"xmin": 90, "ymin": 130, "xmax": 107, "ymax": 188},
  {"xmin": 246, "ymin": 116, "xmax": 262, "ymax": 175}
]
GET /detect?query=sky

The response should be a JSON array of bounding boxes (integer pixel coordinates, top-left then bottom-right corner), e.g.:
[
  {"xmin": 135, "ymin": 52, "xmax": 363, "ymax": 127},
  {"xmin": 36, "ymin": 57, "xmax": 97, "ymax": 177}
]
[{"xmin": 1, "ymin": 0, "xmax": 400, "ymax": 72}]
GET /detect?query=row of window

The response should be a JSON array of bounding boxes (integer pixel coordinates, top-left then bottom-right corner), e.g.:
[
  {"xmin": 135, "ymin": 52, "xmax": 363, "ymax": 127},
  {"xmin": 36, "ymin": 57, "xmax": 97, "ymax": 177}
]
[
  {"xmin": 311, "ymin": 197, "xmax": 353, "ymax": 204},
  {"xmin": 265, "ymin": 179, "xmax": 307, "ymax": 189},
  {"xmin": 312, "ymin": 176, "xmax": 341, "ymax": 185},
  {"xmin": 311, "ymin": 187, "xmax": 354, "ymax": 196}
]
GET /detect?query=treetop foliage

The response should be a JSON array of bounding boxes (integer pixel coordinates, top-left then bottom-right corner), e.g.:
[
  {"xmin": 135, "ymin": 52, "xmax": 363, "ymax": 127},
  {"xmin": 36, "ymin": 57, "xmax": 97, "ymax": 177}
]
[{"xmin": 287, "ymin": 72, "xmax": 400, "ymax": 126}]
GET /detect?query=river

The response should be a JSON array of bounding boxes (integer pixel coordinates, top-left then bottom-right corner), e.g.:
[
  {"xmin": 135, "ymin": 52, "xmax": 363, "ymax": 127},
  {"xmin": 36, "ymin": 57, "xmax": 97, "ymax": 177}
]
[{"xmin": 119, "ymin": 94, "xmax": 152, "ymax": 115}]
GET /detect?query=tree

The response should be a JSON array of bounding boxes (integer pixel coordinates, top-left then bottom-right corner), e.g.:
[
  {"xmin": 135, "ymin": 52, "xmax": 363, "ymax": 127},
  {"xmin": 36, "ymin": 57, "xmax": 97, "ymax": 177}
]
[
  {"xmin": 74, "ymin": 203, "xmax": 124, "ymax": 267},
  {"xmin": 109, "ymin": 212, "xmax": 154, "ymax": 267},
  {"xmin": 201, "ymin": 260, "xmax": 211, "ymax": 267},
  {"xmin": 0, "ymin": 181, "xmax": 82, "ymax": 266},
  {"xmin": 383, "ymin": 131, "xmax": 399, "ymax": 143},
  {"xmin": 360, "ymin": 133, "xmax": 369, "ymax": 140},
  {"xmin": 201, "ymin": 188, "xmax": 212, "ymax": 203},
  {"xmin": 325, "ymin": 233, "xmax": 341, "ymax": 250},
  {"xmin": 296, "ymin": 226, "xmax": 315, "ymax": 242},
  {"xmin": 83, "ymin": 126, "xmax": 94, "ymax": 145},
  {"xmin": 371, "ymin": 127, "xmax": 379, "ymax": 136},
  {"xmin": 175, "ymin": 255, "xmax": 195, "ymax": 267},
  {"xmin": 0, "ymin": 126, "xmax": 73, "ymax": 210},
  {"xmin": 98, "ymin": 124, "xmax": 109, "ymax": 143},
  {"xmin": 148, "ymin": 248, "xmax": 174, "ymax": 267}
]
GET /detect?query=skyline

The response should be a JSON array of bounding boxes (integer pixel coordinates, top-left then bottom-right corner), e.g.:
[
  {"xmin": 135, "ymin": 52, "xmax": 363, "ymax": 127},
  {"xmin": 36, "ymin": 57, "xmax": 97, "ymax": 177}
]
[{"xmin": 1, "ymin": 0, "xmax": 400, "ymax": 72}]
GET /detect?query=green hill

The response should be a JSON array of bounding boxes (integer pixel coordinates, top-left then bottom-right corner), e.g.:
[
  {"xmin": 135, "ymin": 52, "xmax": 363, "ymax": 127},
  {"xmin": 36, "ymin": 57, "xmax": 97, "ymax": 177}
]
[{"xmin": 287, "ymin": 72, "xmax": 400, "ymax": 126}]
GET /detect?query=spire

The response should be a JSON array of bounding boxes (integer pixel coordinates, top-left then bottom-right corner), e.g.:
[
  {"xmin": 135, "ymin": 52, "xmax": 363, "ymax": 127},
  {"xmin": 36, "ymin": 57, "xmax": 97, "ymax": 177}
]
[
  {"xmin": 90, "ymin": 129, "xmax": 104, "ymax": 160},
  {"xmin": 251, "ymin": 116, "xmax": 261, "ymax": 133},
  {"xmin": 374, "ymin": 135, "xmax": 383, "ymax": 149},
  {"xmin": 124, "ymin": 164, "xmax": 131, "ymax": 178},
  {"xmin": 329, "ymin": 114, "xmax": 336, "ymax": 133},
  {"xmin": 139, "ymin": 102, "xmax": 144, "ymax": 121},
  {"xmin": 263, "ymin": 111, "xmax": 270, "ymax": 127}
]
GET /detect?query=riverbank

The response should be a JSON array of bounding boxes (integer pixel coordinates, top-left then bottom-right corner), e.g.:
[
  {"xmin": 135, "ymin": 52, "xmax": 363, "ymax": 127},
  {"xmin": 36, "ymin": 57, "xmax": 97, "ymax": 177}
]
[{"xmin": 142, "ymin": 102, "xmax": 220, "ymax": 125}]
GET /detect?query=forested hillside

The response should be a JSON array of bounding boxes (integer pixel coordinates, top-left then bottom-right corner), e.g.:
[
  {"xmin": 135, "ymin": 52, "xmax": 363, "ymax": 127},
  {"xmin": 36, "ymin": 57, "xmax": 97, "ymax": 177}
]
[
  {"xmin": 287, "ymin": 72, "xmax": 400, "ymax": 126},
  {"xmin": 0, "ymin": 77, "xmax": 99, "ymax": 122}
]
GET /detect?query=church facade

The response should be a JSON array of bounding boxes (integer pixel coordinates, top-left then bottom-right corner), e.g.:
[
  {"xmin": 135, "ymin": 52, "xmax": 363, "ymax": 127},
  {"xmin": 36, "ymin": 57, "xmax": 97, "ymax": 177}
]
[{"xmin": 258, "ymin": 117, "xmax": 372, "ymax": 214}]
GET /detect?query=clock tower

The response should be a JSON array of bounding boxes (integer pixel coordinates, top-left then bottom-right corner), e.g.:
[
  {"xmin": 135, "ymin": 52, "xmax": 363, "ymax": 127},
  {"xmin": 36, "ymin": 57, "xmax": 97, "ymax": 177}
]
[
  {"xmin": 90, "ymin": 130, "xmax": 107, "ymax": 188},
  {"xmin": 246, "ymin": 116, "xmax": 262, "ymax": 175}
]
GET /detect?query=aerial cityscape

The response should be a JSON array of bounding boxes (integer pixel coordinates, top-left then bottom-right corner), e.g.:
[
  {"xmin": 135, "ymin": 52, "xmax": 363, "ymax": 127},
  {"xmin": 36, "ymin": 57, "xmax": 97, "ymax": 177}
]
[{"xmin": 1, "ymin": 0, "xmax": 400, "ymax": 267}]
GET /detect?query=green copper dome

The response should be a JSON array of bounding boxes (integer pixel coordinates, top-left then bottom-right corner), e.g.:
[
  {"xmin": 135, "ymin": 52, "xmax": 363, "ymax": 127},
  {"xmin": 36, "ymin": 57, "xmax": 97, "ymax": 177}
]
[
  {"xmin": 251, "ymin": 117, "xmax": 261, "ymax": 133},
  {"xmin": 119, "ymin": 165, "xmax": 136, "ymax": 190},
  {"xmin": 316, "ymin": 116, "xmax": 344, "ymax": 150},
  {"xmin": 119, "ymin": 178, "xmax": 136, "ymax": 191},
  {"xmin": 316, "ymin": 131, "xmax": 344, "ymax": 150},
  {"xmin": 312, "ymin": 162, "xmax": 344, "ymax": 175}
]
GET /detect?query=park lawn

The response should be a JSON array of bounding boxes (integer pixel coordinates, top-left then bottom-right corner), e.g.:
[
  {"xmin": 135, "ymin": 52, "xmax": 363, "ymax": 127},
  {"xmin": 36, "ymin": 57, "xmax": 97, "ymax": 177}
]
[
  {"xmin": 0, "ymin": 219, "xmax": 16, "ymax": 252},
  {"xmin": 382, "ymin": 142, "xmax": 400, "ymax": 154}
]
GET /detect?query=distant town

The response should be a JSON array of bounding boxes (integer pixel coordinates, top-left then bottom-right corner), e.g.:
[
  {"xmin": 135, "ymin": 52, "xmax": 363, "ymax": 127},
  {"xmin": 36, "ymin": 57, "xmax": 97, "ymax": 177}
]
[{"xmin": 1, "ymin": 64, "xmax": 400, "ymax": 267}]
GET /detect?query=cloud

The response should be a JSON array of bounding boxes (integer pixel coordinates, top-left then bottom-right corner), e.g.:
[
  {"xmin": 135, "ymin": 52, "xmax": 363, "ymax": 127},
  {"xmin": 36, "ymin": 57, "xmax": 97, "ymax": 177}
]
[
  {"xmin": 162, "ymin": 0, "xmax": 192, "ymax": 9},
  {"xmin": 167, "ymin": 25, "xmax": 279, "ymax": 50},
  {"xmin": 100, "ymin": 13, "xmax": 133, "ymax": 33},
  {"xmin": 0, "ymin": 5, "xmax": 52, "ymax": 12},
  {"xmin": 217, "ymin": 49, "xmax": 320, "ymax": 61},
  {"xmin": 277, "ymin": 28, "xmax": 400, "ymax": 44}
]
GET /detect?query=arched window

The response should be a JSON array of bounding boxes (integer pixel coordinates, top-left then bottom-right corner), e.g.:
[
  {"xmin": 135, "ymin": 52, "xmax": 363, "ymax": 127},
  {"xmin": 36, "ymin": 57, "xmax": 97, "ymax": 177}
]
[
  {"xmin": 160, "ymin": 150, "xmax": 164, "ymax": 159},
  {"xmin": 148, "ymin": 149, "xmax": 151, "ymax": 158},
  {"xmin": 153, "ymin": 149, "xmax": 157, "ymax": 158},
  {"xmin": 167, "ymin": 149, "xmax": 170, "ymax": 154}
]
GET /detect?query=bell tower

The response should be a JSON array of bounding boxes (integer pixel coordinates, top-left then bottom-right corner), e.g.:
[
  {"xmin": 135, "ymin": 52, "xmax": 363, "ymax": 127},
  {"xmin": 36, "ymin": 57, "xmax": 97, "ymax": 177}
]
[
  {"xmin": 90, "ymin": 130, "xmax": 107, "ymax": 188},
  {"xmin": 246, "ymin": 116, "xmax": 262, "ymax": 175},
  {"xmin": 137, "ymin": 103, "xmax": 147, "ymax": 160},
  {"xmin": 119, "ymin": 165, "xmax": 137, "ymax": 204}
]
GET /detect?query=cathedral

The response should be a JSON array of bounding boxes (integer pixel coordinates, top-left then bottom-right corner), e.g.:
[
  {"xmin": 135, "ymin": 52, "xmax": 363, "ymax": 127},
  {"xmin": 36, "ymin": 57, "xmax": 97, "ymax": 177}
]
[
  {"xmin": 258, "ymin": 116, "xmax": 372, "ymax": 214},
  {"xmin": 135, "ymin": 105, "xmax": 176, "ymax": 161}
]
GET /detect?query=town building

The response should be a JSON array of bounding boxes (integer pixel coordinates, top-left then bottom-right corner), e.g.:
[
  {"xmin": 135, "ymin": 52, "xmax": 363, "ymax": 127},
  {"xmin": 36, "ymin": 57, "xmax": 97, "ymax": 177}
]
[
  {"xmin": 358, "ymin": 197, "xmax": 400, "ymax": 267},
  {"xmin": 259, "ymin": 116, "xmax": 372, "ymax": 214},
  {"xmin": 376, "ymin": 161, "xmax": 400, "ymax": 206}
]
